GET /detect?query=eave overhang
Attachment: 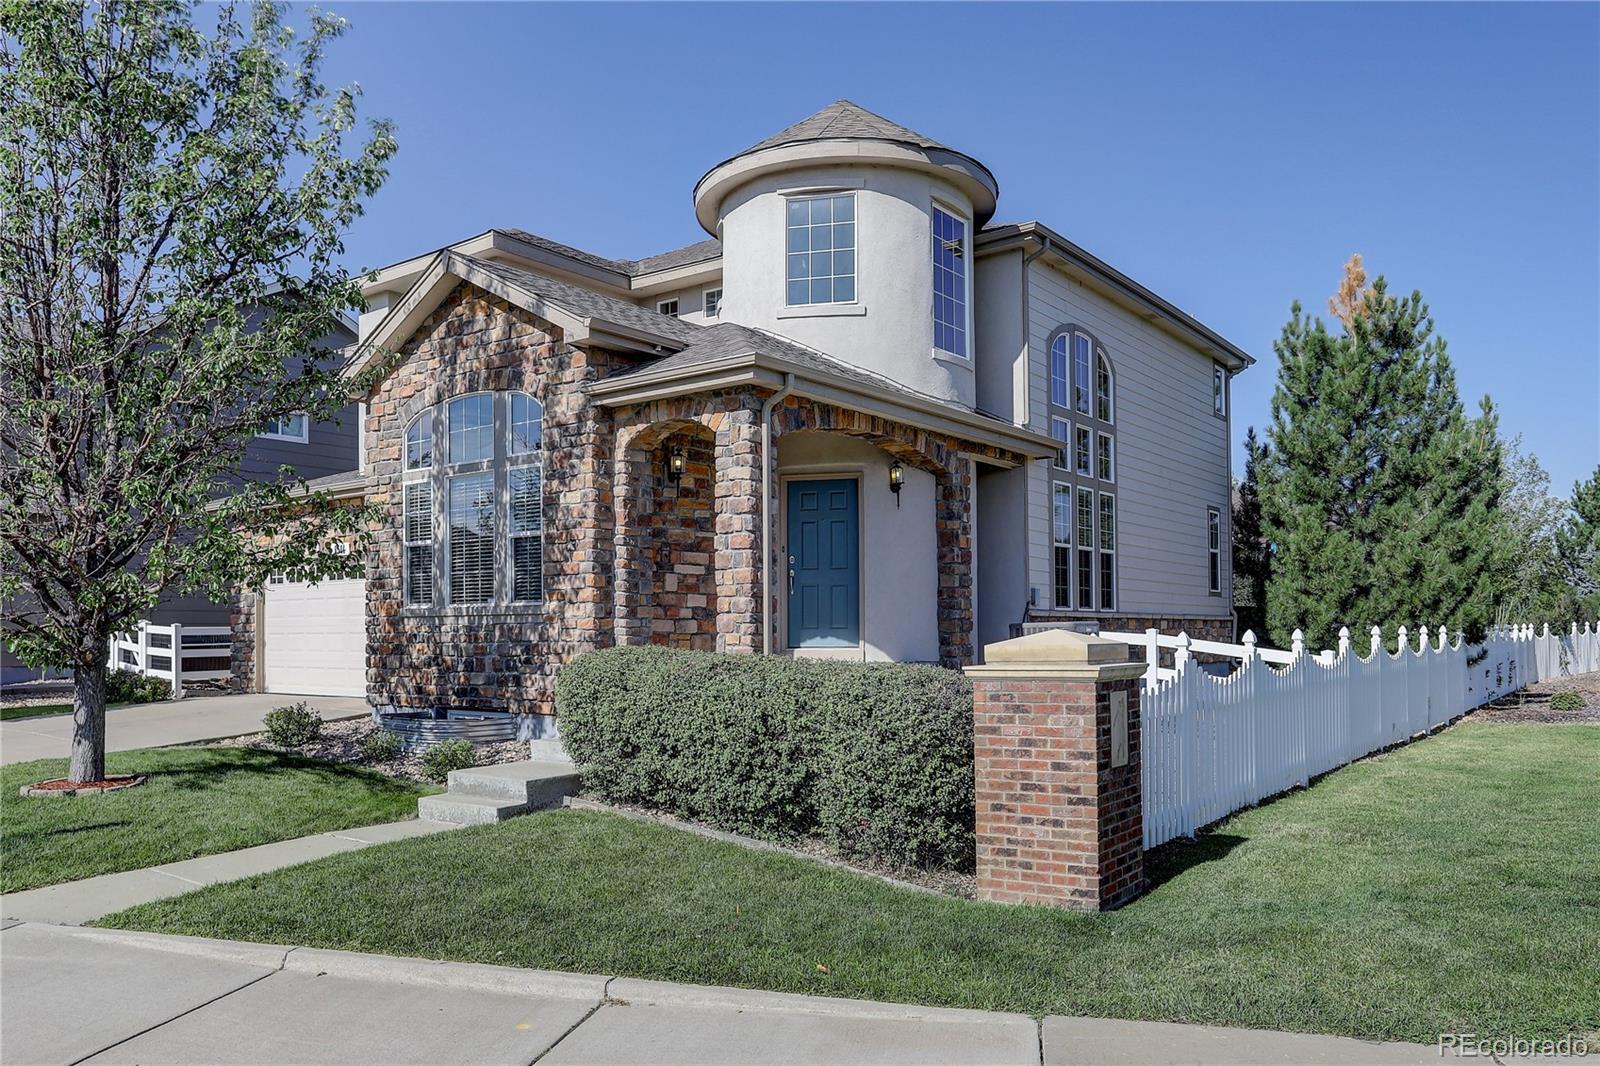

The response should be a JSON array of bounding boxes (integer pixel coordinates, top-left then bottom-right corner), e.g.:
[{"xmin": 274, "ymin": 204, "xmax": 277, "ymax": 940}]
[
  {"xmin": 590, "ymin": 350, "xmax": 1057, "ymax": 462},
  {"xmin": 978, "ymin": 222, "xmax": 1256, "ymax": 372}
]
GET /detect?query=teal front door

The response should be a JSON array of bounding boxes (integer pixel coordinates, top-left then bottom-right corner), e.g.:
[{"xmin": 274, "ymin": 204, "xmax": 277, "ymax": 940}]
[{"xmin": 786, "ymin": 478, "xmax": 860, "ymax": 648}]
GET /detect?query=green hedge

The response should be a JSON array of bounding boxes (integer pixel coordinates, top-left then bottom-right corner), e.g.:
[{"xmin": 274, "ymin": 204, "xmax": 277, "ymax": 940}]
[{"xmin": 556, "ymin": 646, "xmax": 974, "ymax": 871}]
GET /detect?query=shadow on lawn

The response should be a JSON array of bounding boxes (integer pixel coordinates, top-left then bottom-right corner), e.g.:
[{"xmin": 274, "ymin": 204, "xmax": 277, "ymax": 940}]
[{"xmin": 1143, "ymin": 831, "xmax": 1248, "ymax": 891}]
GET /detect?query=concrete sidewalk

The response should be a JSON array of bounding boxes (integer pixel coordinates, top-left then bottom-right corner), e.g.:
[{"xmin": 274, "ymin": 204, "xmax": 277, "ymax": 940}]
[
  {"xmin": 0, "ymin": 923, "xmax": 1439, "ymax": 1066},
  {"xmin": 0, "ymin": 692, "xmax": 368, "ymax": 765},
  {"xmin": 0, "ymin": 818, "xmax": 455, "ymax": 926}
]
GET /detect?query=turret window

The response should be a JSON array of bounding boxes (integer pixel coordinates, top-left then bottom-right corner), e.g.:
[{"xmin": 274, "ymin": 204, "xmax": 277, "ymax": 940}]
[
  {"xmin": 931, "ymin": 204, "xmax": 969, "ymax": 357},
  {"xmin": 786, "ymin": 193, "xmax": 856, "ymax": 305}
]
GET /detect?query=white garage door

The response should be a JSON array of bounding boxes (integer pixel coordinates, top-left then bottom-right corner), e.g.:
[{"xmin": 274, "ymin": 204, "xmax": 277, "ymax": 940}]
[{"xmin": 262, "ymin": 576, "xmax": 366, "ymax": 697}]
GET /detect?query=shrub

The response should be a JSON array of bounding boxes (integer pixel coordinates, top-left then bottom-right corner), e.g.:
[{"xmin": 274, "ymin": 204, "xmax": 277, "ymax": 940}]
[
  {"xmin": 361, "ymin": 728, "xmax": 403, "ymax": 762},
  {"xmin": 419, "ymin": 739, "xmax": 476, "ymax": 783},
  {"xmin": 557, "ymin": 646, "xmax": 974, "ymax": 871},
  {"xmin": 262, "ymin": 701, "xmax": 322, "ymax": 747},
  {"xmin": 104, "ymin": 670, "xmax": 171, "ymax": 705},
  {"xmin": 1550, "ymin": 691, "xmax": 1586, "ymax": 711}
]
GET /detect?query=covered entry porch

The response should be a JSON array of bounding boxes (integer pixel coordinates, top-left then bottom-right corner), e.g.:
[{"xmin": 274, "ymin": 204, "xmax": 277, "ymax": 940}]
[{"xmin": 591, "ymin": 340, "xmax": 1053, "ymax": 667}]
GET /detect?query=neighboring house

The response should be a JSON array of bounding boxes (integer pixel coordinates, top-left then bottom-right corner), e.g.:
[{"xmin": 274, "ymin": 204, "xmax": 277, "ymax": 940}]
[
  {"xmin": 0, "ymin": 315, "xmax": 358, "ymax": 687},
  {"xmin": 230, "ymin": 100, "xmax": 1252, "ymax": 728}
]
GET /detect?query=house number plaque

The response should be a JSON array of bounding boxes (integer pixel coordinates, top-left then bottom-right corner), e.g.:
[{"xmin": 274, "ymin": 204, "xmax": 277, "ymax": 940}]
[{"xmin": 1110, "ymin": 690, "xmax": 1129, "ymax": 768}]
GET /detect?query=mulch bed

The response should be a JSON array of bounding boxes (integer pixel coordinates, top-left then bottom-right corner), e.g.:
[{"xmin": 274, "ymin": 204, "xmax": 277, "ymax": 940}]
[
  {"xmin": 1470, "ymin": 677, "xmax": 1600, "ymax": 724},
  {"xmin": 19, "ymin": 774, "xmax": 147, "ymax": 797},
  {"xmin": 219, "ymin": 718, "xmax": 528, "ymax": 785}
]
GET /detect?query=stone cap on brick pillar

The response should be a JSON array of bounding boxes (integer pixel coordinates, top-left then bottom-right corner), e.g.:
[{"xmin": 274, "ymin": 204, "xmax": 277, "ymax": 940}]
[{"xmin": 964, "ymin": 628, "xmax": 1147, "ymax": 682}]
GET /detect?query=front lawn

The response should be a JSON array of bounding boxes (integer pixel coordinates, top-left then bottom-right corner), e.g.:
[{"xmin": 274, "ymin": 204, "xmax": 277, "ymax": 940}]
[
  {"xmin": 2, "ymin": 746, "xmax": 436, "ymax": 892},
  {"xmin": 97, "ymin": 723, "xmax": 1599, "ymax": 1044},
  {"xmin": 2, "ymin": 703, "xmax": 77, "ymax": 721}
]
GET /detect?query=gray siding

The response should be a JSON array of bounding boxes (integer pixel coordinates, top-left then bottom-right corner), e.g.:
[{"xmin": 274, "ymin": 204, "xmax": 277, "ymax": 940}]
[
  {"xmin": 238, "ymin": 400, "xmax": 359, "ymax": 483},
  {"xmin": 973, "ymin": 249, "xmax": 1026, "ymax": 423},
  {"xmin": 1024, "ymin": 259, "xmax": 1233, "ymax": 619}
]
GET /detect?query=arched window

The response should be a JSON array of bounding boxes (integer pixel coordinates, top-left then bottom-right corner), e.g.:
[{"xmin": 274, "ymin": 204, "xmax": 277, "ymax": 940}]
[
  {"xmin": 400, "ymin": 391, "xmax": 543, "ymax": 608},
  {"xmin": 404, "ymin": 411, "xmax": 432, "ymax": 470},
  {"xmin": 1046, "ymin": 326, "xmax": 1115, "ymax": 612},
  {"xmin": 1096, "ymin": 350, "xmax": 1114, "ymax": 423}
]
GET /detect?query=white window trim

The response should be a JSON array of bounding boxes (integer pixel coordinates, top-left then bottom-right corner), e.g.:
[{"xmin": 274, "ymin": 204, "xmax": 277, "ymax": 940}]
[
  {"xmin": 1098, "ymin": 491, "xmax": 1117, "ymax": 612},
  {"xmin": 1207, "ymin": 506, "xmax": 1223, "ymax": 594},
  {"xmin": 1075, "ymin": 425, "xmax": 1092, "ymax": 477},
  {"xmin": 783, "ymin": 190, "xmax": 859, "ymax": 308},
  {"xmin": 1097, "ymin": 431, "xmax": 1115, "ymax": 483},
  {"xmin": 657, "ymin": 298, "xmax": 679, "ymax": 318},
  {"xmin": 1097, "ymin": 350, "xmax": 1115, "ymax": 425},
  {"xmin": 402, "ymin": 480, "xmax": 435, "ymax": 607},
  {"xmin": 1213, "ymin": 366, "xmax": 1228, "ymax": 420},
  {"xmin": 1052, "ymin": 482, "xmax": 1073, "ymax": 609},
  {"xmin": 702, "ymin": 287, "xmax": 722, "ymax": 319},
  {"xmin": 402, "ymin": 391, "xmax": 545, "ymax": 612},
  {"xmin": 1051, "ymin": 417, "xmax": 1072, "ymax": 471},
  {"xmin": 258, "ymin": 412, "xmax": 309, "ymax": 443},
  {"xmin": 1075, "ymin": 486, "xmax": 1096, "ymax": 612},
  {"xmin": 930, "ymin": 199, "xmax": 973, "ymax": 361}
]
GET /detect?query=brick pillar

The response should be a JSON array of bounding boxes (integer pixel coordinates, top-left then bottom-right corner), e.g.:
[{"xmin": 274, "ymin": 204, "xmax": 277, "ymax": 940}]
[
  {"xmin": 965, "ymin": 628, "xmax": 1147, "ymax": 910},
  {"xmin": 712, "ymin": 407, "xmax": 763, "ymax": 653}
]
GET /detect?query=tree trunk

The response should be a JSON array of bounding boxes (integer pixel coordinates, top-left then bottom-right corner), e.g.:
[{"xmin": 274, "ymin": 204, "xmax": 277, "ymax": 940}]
[{"xmin": 68, "ymin": 643, "xmax": 110, "ymax": 783}]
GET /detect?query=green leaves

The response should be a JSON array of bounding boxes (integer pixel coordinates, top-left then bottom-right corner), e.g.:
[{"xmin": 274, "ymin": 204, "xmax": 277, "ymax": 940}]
[{"xmin": 0, "ymin": 0, "xmax": 393, "ymax": 671}]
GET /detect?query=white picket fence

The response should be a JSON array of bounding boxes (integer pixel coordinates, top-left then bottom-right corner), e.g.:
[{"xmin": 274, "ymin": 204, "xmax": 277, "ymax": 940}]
[
  {"xmin": 1090, "ymin": 620, "xmax": 1599, "ymax": 849},
  {"xmin": 108, "ymin": 620, "xmax": 232, "ymax": 699}
]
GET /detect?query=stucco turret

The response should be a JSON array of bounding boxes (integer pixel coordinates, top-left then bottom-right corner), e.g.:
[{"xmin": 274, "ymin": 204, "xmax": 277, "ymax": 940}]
[{"xmin": 694, "ymin": 101, "xmax": 999, "ymax": 407}]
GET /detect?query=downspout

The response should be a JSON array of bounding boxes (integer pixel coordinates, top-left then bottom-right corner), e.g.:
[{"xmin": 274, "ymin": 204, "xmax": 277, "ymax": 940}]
[
  {"xmin": 759, "ymin": 372, "xmax": 797, "ymax": 654},
  {"xmin": 1016, "ymin": 234, "xmax": 1050, "ymax": 634}
]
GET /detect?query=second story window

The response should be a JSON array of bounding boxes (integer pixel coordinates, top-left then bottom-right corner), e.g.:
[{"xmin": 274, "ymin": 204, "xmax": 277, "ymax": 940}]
[
  {"xmin": 703, "ymin": 288, "xmax": 722, "ymax": 318},
  {"xmin": 259, "ymin": 413, "xmax": 308, "ymax": 443},
  {"xmin": 931, "ymin": 204, "xmax": 968, "ymax": 357},
  {"xmin": 1213, "ymin": 366, "xmax": 1227, "ymax": 418},
  {"xmin": 1073, "ymin": 333, "xmax": 1092, "ymax": 415},
  {"xmin": 657, "ymin": 299, "xmax": 679, "ymax": 318},
  {"xmin": 786, "ymin": 193, "xmax": 856, "ymax": 306}
]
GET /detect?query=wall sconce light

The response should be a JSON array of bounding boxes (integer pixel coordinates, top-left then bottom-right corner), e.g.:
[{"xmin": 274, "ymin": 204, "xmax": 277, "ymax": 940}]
[
  {"xmin": 667, "ymin": 449, "xmax": 687, "ymax": 484},
  {"xmin": 888, "ymin": 460, "xmax": 904, "ymax": 507}
]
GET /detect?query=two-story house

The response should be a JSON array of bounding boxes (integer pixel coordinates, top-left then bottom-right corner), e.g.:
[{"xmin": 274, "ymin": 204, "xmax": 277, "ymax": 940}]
[{"xmin": 232, "ymin": 101, "xmax": 1251, "ymax": 734}]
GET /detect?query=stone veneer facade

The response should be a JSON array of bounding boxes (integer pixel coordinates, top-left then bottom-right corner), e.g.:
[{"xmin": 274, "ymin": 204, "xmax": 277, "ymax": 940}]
[{"xmin": 363, "ymin": 285, "xmax": 629, "ymax": 717}]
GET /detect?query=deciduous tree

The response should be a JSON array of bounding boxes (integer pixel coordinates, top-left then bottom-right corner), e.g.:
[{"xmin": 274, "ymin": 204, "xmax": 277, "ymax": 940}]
[{"xmin": 0, "ymin": 0, "xmax": 394, "ymax": 782}]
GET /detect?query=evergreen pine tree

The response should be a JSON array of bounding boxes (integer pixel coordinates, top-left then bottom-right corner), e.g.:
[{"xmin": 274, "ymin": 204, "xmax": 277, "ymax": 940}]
[
  {"xmin": 1260, "ymin": 258, "xmax": 1504, "ymax": 649},
  {"xmin": 1231, "ymin": 427, "xmax": 1271, "ymax": 639},
  {"xmin": 1556, "ymin": 466, "xmax": 1600, "ymax": 620}
]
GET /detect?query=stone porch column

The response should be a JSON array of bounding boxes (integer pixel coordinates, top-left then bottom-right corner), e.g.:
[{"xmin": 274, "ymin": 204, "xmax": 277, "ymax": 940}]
[
  {"xmin": 712, "ymin": 408, "xmax": 763, "ymax": 653},
  {"xmin": 935, "ymin": 457, "xmax": 975, "ymax": 667},
  {"xmin": 611, "ymin": 430, "xmax": 651, "ymax": 647},
  {"xmin": 964, "ymin": 628, "xmax": 1147, "ymax": 910}
]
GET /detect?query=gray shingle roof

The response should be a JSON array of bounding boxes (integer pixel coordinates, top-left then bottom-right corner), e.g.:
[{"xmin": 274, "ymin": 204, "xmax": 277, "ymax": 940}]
[
  {"xmin": 498, "ymin": 229, "xmax": 721, "ymax": 279},
  {"xmin": 742, "ymin": 100, "xmax": 952, "ymax": 155},
  {"xmin": 609, "ymin": 321, "xmax": 976, "ymax": 417},
  {"xmin": 461, "ymin": 255, "xmax": 702, "ymax": 345}
]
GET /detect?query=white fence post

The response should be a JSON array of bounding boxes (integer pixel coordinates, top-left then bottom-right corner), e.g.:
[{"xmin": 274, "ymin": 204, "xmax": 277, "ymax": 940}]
[
  {"xmin": 170, "ymin": 622, "xmax": 185, "ymax": 699},
  {"xmin": 1144, "ymin": 627, "xmax": 1161, "ymax": 688},
  {"xmin": 135, "ymin": 620, "xmax": 150, "ymax": 676}
]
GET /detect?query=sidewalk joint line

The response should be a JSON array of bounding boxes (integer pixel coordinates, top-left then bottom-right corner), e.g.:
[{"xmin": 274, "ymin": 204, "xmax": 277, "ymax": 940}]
[
  {"xmin": 151, "ymin": 869, "xmax": 206, "ymax": 886},
  {"xmin": 527, "ymin": 984, "xmax": 612, "ymax": 1065},
  {"xmin": 65, "ymin": 969, "xmax": 278, "ymax": 1066}
]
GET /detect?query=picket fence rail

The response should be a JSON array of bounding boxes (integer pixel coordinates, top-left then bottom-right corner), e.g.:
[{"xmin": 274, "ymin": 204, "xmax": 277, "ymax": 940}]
[
  {"xmin": 108, "ymin": 620, "xmax": 232, "ymax": 700},
  {"xmin": 1083, "ymin": 620, "xmax": 1600, "ymax": 849}
]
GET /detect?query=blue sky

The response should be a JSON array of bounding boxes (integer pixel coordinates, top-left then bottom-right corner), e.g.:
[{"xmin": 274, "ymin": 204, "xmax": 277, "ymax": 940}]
[{"xmin": 314, "ymin": 2, "xmax": 1599, "ymax": 492}]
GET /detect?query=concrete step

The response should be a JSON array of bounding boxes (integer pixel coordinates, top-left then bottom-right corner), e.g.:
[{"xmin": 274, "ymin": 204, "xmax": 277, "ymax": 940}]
[
  {"xmin": 445, "ymin": 760, "xmax": 580, "ymax": 806},
  {"xmin": 420, "ymin": 760, "xmax": 582, "ymax": 826},
  {"xmin": 417, "ymin": 793, "xmax": 530, "ymax": 826}
]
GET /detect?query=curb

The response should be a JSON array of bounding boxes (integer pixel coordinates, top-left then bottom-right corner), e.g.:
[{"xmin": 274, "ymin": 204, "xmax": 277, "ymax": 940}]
[
  {"xmin": 22, "ymin": 923, "xmax": 293, "ymax": 970},
  {"xmin": 607, "ymin": 977, "xmax": 1036, "ymax": 1026},
  {"xmin": 283, "ymin": 945, "xmax": 608, "ymax": 1001}
]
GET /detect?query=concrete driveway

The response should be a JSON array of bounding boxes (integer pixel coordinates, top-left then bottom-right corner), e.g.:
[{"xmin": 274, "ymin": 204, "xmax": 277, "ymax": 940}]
[
  {"xmin": 0, "ymin": 693, "xmax": 368, "ymax": 765},
  {"xmin": 0, "ymin": 923, "xmax": 1438, "ymax": 1066}
]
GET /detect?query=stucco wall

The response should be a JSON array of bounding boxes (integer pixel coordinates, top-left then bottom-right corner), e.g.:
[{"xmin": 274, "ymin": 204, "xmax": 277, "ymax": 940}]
[
  {"xmin": 975, "ymin": 462, "xmax": 1029, "ymax": 654},
  {"xmin": 776, "ymin": 431, "xmax": 939, "ymax": 662},
  {"xmin": 717, "ymin": 164, "xmax": 977, "ymax": 408}
]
